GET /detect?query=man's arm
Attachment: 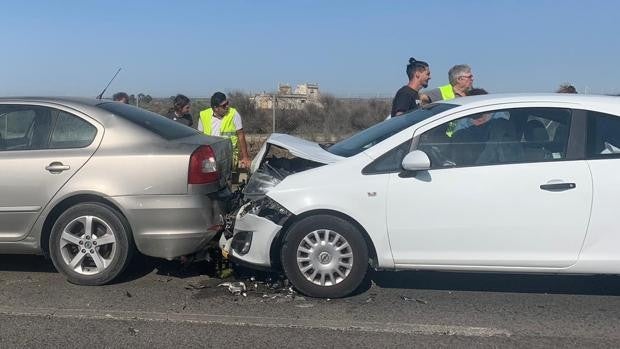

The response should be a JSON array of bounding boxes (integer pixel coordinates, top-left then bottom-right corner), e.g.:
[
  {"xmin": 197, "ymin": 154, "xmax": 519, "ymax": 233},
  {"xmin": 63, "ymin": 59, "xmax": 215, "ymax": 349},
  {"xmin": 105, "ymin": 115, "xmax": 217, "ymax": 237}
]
[
  {"xmin": 391, "ymin": 93, "xmax": 409, "ymax": 116},
  {"xmin": 236, "ymin": 129, "xmax": 251, "ymax": 169}
]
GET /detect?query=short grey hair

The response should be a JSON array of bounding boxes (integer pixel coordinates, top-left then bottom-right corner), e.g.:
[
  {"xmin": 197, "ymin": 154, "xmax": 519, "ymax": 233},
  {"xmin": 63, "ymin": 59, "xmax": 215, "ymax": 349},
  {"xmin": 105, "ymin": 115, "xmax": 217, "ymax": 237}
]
[{"xmin": 448, "ymin": 64, "xmax": 471, "ymax": 85}]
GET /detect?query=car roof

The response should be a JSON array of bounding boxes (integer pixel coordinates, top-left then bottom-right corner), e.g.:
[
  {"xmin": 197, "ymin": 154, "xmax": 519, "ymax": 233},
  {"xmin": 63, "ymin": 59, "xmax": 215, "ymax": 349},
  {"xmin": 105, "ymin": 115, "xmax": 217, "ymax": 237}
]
[
  {"xmin": 431, "ymin": 93, "xmax": 620, "ymax": 118},
  {"xmin": 436, "ymin": 93, "xmax": 620, "ymax": 108},
  {"xmin": 0, "ymin": 96, "xmax": 108, "ymax": 109}
]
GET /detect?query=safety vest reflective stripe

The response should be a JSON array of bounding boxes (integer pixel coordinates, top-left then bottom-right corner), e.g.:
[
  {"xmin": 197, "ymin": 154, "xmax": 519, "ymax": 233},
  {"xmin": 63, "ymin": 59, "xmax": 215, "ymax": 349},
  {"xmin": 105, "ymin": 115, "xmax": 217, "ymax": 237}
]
[
  {"xmin": 199, "ymin": 107, "xmax": 239, "ymax": 164},
  {"xmin": 439, "ymin": 84, "xmax": 456, "ymax": 100}
]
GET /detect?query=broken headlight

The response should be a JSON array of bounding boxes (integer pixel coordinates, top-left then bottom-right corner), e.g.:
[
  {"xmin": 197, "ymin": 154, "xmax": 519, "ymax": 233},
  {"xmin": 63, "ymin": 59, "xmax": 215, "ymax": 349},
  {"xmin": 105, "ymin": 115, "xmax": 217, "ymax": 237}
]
[
  {"xmin": 241, "ymin": 196, "xmax": 291, "ymax": 225},
  {"xmin": 243, "ymin": 163, "xmax": 291, "ymax": 201}
]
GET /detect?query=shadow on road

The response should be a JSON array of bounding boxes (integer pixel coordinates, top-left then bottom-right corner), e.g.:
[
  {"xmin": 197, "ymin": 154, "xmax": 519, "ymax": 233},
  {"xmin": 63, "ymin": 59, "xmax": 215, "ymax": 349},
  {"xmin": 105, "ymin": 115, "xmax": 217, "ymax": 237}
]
[
  {"xmin": 4, "ymin": 254, "xmax": 620, "ymax": 296},
  {"xmin": 0, "ymin": 254, "xmax": 214, "ymax": 285},
  {"xmin": 370, "ymin": 270, "xmax": 620, "ymax": 296},
  {"xmin": 0, "ymin": 255, "xmax": 55, "ymax": 273}
]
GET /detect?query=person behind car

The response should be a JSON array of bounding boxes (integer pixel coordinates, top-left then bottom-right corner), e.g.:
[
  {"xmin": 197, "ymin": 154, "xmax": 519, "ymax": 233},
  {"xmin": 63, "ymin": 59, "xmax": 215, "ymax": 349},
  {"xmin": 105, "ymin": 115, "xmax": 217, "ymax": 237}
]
[
  {"xmin": 112, "ymin": 92, "xmax": 129, "ymax": 104},
  {"xmin": 556, "ymin": 83, "xmax": 578, "ymax": 94},
  {"xmin": 451, "ymin": 109, "xmax": 494, "ymax": 166},
  {"xmin": 198, "ymin": 92, "xmax": 251, "ymax": 172},
  {"xmin": 421, "ymin": 64, "xmax": 474, "ymax": 104},
  {"xmin": 165, "ymin": 94, "xmax": 194, "ymax": 127},
  {"xmin": 390, "ymin": 57, "xmax": 431, "ymax": 117}
]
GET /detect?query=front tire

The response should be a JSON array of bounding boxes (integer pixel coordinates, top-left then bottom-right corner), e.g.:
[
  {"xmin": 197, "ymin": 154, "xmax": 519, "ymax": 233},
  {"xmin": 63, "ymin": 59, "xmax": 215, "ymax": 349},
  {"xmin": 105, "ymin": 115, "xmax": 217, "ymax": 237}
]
[
  {"xmin": 49, "ymin": 202, "xmax": 133, "ymax": 285},
  {"xmin": 281, "ymin": 214, "xmax": 369, "ymax": 298}
]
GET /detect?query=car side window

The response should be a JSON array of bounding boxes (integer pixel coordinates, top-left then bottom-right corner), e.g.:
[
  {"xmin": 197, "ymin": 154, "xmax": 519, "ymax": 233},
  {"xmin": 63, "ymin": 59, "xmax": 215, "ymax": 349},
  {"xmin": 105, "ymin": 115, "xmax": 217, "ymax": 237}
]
[
  {"xmin": 586, "ymin": 111, "xmax": 620, "ymax": 158},
  {"xmin": 362, "ymin": 140, "xmax": 412, "ymax": 174},
  {"xmin": 0, "ymin": 107, "xmax": 39, "ymax": 151},
  {"xmin": 417, "ymin": 107, "xmax": 572, "ymax": 169},
  {"xmin": 49, "ymin": 110, "xmax": 97, "ymax": 149},
  {"xmin": 0, "ymin": 105, "xmax": 97, "ymax": 151}
]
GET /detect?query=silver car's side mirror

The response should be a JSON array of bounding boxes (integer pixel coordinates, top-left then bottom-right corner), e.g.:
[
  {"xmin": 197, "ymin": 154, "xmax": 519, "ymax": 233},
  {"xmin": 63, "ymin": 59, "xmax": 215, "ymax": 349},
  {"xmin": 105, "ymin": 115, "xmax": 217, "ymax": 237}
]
[{"xmin": 401, "ymin": 150, "xmax": 431, "ymax": 172}]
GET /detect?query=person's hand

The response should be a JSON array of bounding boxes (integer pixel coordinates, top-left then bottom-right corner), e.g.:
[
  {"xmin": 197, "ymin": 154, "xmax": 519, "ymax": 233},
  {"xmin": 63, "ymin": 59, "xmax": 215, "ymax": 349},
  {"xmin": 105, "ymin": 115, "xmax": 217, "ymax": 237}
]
[
  {"xmin": 420, "ymin": 94, "xmax": 431, "ymax": 105},
  {"xmin": 239, "ymin": 157, "xmax": 251, "ymax": 170}
]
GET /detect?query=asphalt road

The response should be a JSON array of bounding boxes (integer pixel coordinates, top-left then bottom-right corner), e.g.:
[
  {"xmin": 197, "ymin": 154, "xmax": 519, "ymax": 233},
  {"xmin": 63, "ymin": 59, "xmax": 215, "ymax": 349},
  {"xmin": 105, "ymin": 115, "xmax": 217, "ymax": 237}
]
[{"xmin": 1, "ymin": 254, "xmax": 620, "ymax": 348}]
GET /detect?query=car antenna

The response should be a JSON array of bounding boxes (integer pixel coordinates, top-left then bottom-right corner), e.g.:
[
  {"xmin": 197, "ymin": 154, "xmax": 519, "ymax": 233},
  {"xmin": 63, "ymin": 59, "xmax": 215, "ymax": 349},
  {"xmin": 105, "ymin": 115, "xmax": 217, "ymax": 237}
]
[{"xmin": 96, "ymin": 68, "xmax": 122, "ymax": 100}]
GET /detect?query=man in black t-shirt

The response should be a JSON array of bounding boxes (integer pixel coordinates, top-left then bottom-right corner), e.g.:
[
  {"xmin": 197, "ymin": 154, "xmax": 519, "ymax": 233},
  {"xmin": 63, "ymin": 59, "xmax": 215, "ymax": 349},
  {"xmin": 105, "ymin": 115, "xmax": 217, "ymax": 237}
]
[{"xmin": 390, "ymin": 57, "xmax": 431, "ymax": 117}]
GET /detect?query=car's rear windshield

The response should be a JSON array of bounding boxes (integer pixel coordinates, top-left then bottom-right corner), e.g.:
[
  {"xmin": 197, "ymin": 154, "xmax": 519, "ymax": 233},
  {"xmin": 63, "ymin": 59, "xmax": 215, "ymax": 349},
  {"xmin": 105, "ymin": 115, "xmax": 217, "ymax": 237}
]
[
  {"xmin": 327, "ymin": 103, "xmax": 457, "ymax": 157},
  {"xmin": 98, "ymin": 102, "xmax": 199, "ymax": 140}
]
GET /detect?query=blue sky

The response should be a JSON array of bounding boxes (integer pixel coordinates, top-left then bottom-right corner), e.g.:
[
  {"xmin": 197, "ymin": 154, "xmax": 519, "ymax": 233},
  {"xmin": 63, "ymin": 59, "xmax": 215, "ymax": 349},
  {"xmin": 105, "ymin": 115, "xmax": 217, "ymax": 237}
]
[{"xmin": 0, "ymin": 0, "xmax": 618, "ymax": 98}]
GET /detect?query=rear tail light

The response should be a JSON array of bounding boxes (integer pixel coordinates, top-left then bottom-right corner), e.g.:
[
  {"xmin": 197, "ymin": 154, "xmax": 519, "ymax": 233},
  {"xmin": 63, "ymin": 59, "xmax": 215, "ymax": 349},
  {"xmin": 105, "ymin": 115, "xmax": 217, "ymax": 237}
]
[{"xmin": 188, "ymin": 145, "xmax": 219, "ymax": 184}]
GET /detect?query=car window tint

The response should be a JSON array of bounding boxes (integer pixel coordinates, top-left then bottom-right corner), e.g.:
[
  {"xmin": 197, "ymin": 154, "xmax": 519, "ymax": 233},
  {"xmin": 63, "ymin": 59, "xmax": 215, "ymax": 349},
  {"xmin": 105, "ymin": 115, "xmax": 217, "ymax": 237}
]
[
  {"xmin": 0, "ymin": 106, "xmax": 47, "ymax": 151},
  {"xmin": 98, "ymin": 102, "xmax": 198, "ymax": 140},
  {"xmin": 327, "ymin": 103, "xmax": 457, "ymax": 158},
  {"xmin": 417, "ymin": 107, "xmax": 571, "ymax": 169},
  {"xmin": 362, "ymin": 140, "xmax": 412, "ymax": 174},
  {"xmin": 0, "ymin": 109, "xmax": 35, "ymax": 139},
  {"xmin": 586, "ymin": 111, "xmax": 620, "ymax": 158},
  {"xmin": 50, "ymin": 110, "xmax": 97, "ymax": 149}
]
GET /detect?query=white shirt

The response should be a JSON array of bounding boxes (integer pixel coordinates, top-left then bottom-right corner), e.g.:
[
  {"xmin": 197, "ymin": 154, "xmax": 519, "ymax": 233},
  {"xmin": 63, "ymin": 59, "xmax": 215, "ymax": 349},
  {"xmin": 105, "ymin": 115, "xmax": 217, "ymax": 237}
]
[{"xmin": 197, "ymin": 110, "xmax": 243, "ymax": 135}]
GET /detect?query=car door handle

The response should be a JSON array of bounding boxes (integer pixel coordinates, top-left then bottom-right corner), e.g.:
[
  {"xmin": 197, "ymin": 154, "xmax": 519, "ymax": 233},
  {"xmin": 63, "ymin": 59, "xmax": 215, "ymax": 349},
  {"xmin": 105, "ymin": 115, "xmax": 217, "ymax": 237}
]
[
  {"xmin": 540, "ymin": 183, "xmax": 576, "ymax": 191},
  {"xmin": 45, "ymin": 162, "xmax": 70, "ymax": 173}
]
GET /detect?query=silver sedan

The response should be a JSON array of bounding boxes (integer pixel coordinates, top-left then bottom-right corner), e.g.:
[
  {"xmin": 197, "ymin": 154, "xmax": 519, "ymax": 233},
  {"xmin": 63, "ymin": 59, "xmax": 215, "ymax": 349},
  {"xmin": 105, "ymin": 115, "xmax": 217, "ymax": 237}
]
[{"xmin": 0, "ymin": 97, "xmax": 232, "ymax": 285}]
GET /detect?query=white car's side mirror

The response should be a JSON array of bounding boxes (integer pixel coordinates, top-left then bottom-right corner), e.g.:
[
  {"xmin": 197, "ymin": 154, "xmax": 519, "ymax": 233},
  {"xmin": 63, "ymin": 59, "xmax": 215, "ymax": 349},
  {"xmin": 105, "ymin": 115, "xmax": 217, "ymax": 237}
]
[{"xmin": 401, "ymin": 150, "xmax": 431, "ymax": 172}]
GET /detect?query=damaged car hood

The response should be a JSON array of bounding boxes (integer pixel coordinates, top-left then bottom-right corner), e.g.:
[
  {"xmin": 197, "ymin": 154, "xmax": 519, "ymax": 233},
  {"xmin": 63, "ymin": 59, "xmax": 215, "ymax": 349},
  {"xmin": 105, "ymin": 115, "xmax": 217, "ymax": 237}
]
[{"xmin": 250, "ymin": 133, "xmax": 344, "ymax": 173}]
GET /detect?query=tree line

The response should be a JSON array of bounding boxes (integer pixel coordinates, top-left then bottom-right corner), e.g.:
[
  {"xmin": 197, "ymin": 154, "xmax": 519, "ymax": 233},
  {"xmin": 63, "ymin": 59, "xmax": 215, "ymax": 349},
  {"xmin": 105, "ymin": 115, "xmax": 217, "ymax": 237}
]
[{"xmin": 137, "ymin": 92, "xmax": 391, "ymax": 138}]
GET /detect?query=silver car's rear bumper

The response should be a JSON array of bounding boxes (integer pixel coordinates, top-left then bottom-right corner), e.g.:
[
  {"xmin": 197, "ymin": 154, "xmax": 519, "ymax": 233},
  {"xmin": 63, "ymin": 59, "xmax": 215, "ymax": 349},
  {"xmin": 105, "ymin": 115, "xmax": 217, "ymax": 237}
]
[{"xmin": 111, "ymin": 194, "xmax": 225, "ymax": 259}]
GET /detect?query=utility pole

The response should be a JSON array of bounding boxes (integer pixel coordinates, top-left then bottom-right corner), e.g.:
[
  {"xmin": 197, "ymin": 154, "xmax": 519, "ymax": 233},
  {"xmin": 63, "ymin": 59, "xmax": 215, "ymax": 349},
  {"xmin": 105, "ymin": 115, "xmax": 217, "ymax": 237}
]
[{"xmin": 272, "ymin": 92, "xmax": 276, "ymax": 133}]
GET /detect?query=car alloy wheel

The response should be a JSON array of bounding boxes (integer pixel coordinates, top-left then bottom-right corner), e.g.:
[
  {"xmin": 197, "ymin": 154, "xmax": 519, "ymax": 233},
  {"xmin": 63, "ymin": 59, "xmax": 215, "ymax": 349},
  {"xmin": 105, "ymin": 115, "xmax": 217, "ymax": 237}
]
[
  {"xmin": 49, "ymin": 202, "xmax": 133, "ymax": 285},
  {"xmin": 59, "ymin": 215, "xmax": 117, "ymax": 275}
]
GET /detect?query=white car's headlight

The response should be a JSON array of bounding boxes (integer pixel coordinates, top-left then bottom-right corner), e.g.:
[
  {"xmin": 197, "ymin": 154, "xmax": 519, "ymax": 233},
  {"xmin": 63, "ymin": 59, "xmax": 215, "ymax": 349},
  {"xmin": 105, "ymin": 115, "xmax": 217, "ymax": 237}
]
[
  {"xmin": 243, "ymin": 163, "xmax": 291, "ymax": 200},
  {"xmin": 241, "ymin": 196, "xmax": 291, "ymax": 225}
]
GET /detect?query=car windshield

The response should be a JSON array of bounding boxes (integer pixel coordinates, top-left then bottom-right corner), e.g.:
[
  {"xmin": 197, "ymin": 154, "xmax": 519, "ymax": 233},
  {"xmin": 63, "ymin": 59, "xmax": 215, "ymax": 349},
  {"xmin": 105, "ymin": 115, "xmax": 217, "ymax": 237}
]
[
  {"xmin": 327, "ymin": 103, "xmax": 457, "ymax": 157},
  {"xmin": 98, "ymin": 102, "xmax": 199, "ymax": 140}
]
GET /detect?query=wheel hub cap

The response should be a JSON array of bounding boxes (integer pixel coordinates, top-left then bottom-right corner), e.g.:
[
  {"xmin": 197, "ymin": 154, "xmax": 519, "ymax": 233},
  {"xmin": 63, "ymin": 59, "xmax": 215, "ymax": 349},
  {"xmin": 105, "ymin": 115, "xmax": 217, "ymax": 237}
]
[
  {"xmin": 318, "ymin": 252, "xmax": 331, "ymax": 264},
  {"xmin": 296, "ymin": 229, "xmax": 354, "ymax": 287}
]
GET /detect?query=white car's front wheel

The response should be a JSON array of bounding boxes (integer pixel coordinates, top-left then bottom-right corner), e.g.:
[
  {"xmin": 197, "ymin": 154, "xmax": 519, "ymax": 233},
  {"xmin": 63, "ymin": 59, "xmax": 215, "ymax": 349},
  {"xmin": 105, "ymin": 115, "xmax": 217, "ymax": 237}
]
[{"xmin": 281, "ymin": 214, "xmax": 369, "ymax": 298}]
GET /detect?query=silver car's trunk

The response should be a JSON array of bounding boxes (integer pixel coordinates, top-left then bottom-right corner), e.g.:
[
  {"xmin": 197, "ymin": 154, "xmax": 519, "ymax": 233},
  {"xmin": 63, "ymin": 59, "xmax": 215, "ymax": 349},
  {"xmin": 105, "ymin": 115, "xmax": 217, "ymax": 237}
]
[{"xmin": 173, "ymin": 133, "xmax": 233, "ymax": 189}]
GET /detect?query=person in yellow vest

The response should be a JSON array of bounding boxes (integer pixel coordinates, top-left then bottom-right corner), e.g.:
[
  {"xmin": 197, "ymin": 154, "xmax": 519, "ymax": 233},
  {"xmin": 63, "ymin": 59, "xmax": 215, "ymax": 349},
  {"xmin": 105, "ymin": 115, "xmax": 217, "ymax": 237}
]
[
  {"xmin": 198, "ymin": 92, "xmax": 251, "ymax": 171},
  {"xmin": 421, "ymin": 64, "xmax": 474, "ymax": 104}
]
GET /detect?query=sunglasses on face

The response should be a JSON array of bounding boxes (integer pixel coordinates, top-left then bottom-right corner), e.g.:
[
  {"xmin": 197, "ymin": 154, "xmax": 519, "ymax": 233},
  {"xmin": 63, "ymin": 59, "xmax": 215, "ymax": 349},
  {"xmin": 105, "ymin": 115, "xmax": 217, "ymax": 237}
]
[{"xmin": 217, "ymin": 101, "xmax": 229, "ymax": 108}]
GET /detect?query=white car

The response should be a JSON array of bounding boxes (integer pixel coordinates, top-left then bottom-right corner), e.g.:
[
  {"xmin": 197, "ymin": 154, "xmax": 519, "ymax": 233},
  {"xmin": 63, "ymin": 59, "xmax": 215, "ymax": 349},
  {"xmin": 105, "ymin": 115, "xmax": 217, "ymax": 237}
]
[{"xmin": 221, "ymin": 94, "xmax": 620, "ymax": 298}]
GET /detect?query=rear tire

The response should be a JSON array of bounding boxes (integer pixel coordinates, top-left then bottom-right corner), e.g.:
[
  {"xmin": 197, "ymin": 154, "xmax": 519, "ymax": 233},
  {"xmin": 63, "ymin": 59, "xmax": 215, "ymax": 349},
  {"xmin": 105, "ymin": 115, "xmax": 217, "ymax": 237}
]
[
  {"xmin": 49, "ymin": 202, "xmax": 133, "ymax": 285},
  {"xmin": 281, "ymin": 214, "xmax": 368, "ymax": 298}
]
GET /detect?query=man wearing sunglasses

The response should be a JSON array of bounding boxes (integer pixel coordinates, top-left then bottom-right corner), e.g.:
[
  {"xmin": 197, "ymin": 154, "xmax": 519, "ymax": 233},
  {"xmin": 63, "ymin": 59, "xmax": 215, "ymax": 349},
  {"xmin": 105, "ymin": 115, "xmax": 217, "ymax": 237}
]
[
  {"xmin": 422, "ymin": 64, "xmax": 474, "ymax": 104},
  {"xmin": 198, "ymin": 92, "xmax": 251, "ymax": 174}
]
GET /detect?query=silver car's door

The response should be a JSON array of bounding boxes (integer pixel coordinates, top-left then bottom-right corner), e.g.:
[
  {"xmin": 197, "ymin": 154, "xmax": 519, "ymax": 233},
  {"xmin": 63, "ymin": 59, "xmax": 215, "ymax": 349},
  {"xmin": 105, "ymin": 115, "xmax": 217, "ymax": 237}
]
[{"xmin": 0, "ymin": 104, "xmax": 100, "ymax": 242}]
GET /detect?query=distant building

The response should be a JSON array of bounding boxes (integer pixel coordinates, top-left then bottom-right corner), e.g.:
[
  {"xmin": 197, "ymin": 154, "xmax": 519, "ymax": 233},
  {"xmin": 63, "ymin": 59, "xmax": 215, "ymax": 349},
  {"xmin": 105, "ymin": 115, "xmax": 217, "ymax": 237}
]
[{"xmin": 254, "ymin": 83, "xmax": 322, "ymax": 110}]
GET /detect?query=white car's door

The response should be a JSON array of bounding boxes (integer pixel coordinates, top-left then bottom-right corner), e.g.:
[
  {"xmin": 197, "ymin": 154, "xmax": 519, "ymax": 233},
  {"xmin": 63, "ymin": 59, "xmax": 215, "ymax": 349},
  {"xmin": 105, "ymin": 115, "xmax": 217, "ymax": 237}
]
[
  {"xmin": 386, "ymin": 106, "xmax": 593, "ymax": 268},
  {"xmin": 0, "ymin": 105, "xmax": 99, "ymax": 242}
]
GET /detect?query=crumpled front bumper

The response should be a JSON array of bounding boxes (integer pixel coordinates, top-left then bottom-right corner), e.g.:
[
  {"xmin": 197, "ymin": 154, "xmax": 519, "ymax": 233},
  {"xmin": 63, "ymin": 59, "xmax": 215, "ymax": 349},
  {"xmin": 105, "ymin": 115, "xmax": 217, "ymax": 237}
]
[{"xmin": 219, "ymin": 203, "xmax": 283, "ymax": 268}]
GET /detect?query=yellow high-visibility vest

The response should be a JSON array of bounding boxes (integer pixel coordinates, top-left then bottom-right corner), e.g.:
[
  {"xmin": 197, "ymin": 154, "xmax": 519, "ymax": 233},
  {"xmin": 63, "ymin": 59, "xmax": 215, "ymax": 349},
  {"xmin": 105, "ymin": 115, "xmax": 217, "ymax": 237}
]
[
  {"xmin": 199, "ymin": 107, "xmax": 239, "ymax": 165},
  {"xmin": 439, "ymin": 85, "xmax": 457, "ymax": 137},
  {"xmin": 439, "ymin": 84, "xmax": 456, "ymax": 100}
]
